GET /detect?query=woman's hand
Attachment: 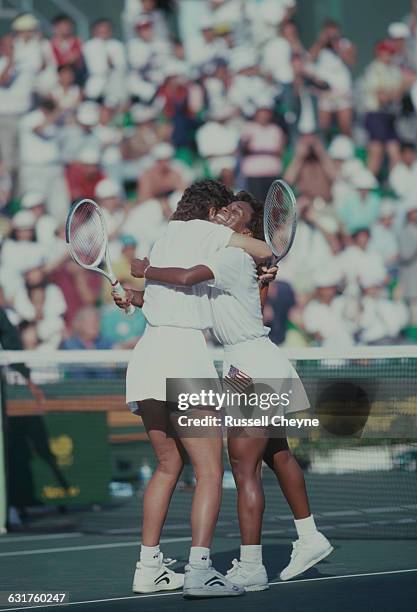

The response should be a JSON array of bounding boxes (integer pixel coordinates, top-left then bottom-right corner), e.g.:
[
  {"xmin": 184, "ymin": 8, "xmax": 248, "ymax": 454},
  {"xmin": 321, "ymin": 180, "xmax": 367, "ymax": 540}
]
[
  {"xmin": 112, "ymin": 288, "xmax": 134, "ymax": 310},
  {"xmin": 258, "ymin": 265, "xmax": 278, "ymax": 286},
  {"xmin": 131, "ymin": 257, "xmax": 150, "ymax": 278}
]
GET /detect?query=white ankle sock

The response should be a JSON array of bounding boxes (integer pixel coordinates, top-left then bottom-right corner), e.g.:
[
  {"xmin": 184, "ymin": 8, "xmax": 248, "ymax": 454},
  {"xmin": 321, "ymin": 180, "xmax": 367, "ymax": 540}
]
[
  {"xmin": 240, "ymin": 544, "xmax": 263, "ymax": 568},
  {"xmin": 189, "ymin": 546, "xmax": 210, "ymax": 568},
  {"xmin": 140, "ymin": 544, "xmax": 161, "ymax": 567},
  {"xmin": 294, "ymin": 515, "xmax": 317, "ymax": 539}
]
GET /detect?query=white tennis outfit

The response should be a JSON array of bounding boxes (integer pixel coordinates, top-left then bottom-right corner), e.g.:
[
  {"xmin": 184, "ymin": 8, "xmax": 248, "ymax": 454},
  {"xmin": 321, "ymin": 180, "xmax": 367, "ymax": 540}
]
[
  {"xmin": 126, "ymin": 220, "xmax": 233, "ymax": 406},
  {"xmin": 205, "ymin": 248, "xmax": 309, "ymax": 415}
]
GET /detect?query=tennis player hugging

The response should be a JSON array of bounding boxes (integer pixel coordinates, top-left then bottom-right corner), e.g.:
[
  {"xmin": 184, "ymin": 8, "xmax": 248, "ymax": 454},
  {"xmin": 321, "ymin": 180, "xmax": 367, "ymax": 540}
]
[{"xmin": 112, "ymin": 180, "xmax": 333, "ymax": 598}]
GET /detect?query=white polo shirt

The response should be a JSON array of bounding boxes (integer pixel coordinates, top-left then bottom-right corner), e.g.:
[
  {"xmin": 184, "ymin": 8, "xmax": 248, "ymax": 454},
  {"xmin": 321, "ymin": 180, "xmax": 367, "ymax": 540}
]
[{"xmin": 143, "ymin": 220, "xmax": 233, "ymax": 329}]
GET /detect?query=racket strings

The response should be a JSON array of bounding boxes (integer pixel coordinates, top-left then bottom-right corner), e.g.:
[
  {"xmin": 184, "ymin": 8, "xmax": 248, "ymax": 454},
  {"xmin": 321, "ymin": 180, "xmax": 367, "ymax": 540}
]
[
  {"xmin": 264, "ymin": 182, "xmax": 296, "ymax": 258},
  {"xmin": 69, "ymin": 203, "xmax": 106, "ymax": 267}
]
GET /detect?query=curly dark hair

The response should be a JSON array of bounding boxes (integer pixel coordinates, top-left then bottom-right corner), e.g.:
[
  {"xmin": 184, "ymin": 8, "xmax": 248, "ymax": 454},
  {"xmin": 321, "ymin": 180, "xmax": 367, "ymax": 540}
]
[
  {"xmin": 235, "ymin": 190, "xmax": 264, "ymax": 240},
  {"xmin": 171, "ymin": 179, "xmax": 235, "ymax": 222}
]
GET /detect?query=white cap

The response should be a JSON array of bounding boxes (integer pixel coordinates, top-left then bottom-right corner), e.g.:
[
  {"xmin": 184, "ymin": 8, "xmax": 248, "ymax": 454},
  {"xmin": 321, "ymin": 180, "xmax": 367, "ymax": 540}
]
[
  {"xmin": 314, "ymin": 265, "xmax": 342, "ymax": 288},
  {"xmin": 152, "ymin": 142, "xmax": 174, "ymax": 160},
  {"xmin": 200, "ymin": 15, "xmax": 215, "ymax": 30},
  {"xmin": 340, "ymin": 158, "xmax": 364, "ymax": 180},
  {"xmin": 131, "ymin": 103, "xmax": 160, "ymax": 123},
  {"xmin": 95, "ymin": 178, "xmax": 121, "ymax": 199},
  {"xmin": 21, "ymin": 192, "xmax": 45, "ymax": 209},
  {"xmin": 359, "ymin": 264, "xmax": 386, "ymax": 289},
  {"xmin": 352, "ymin": 169, "xmax": 378, "ymax": 190},
  {"xmin": 328, "ymin": 135, "xmax": 355, "ymax": 160},
  {"xmin": 77, "ymin": 102, "xmax": 100, "ymax": 127},
  {"xmin": 230, "ymin": 49, "xmax": 258, "ymax": 72},
  {"xmin": 255, "ymin": 94, "xmax": 275, "ymax": 110},
  {"xmin": 379, "ymin": 199, "xmax": 396, "ymax": 218},
  {"xmin": 12, "ymin": 210, "xmax": 36, "ymax": 230},
  {"xmin": 388, "ymin": 22, "xmax": 410, "ymax": 39},
  {"xmin": 12, "ymin": 13, "xmax": 39, "ymax": 31},
  {"xmin": 78, "ymin": 148, "xmax": 100, "ymax": 164}
]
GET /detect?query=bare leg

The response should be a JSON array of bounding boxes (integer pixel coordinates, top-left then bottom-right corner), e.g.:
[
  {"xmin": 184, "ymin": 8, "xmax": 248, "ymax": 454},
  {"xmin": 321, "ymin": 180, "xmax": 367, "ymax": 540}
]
[
  {"xmin": 367, "ymin": 141, "xmax": 384, "ymax": 175},
  {"xmin": 386, "ymin": 139, "xmax": 401, "ymax": 169},
  {"xmin": 172, "ymin": 410, "xmax": 223, "ymax": 548},
  {"xmin": 263, "ymin": 437, "xmax": 310, "ymax": 520},
  {"xmin": 228, "ymin": 433, "xmax": 268, "ymax": 544},
  {"xmin": 336, "ymin": 107, "xmax": 352, "ymax": 136},
  {"xmin": 318, "ymin": 108, "xmax": 332, "ymax": 134},
  {"xmin": 140, "ymin": 400, "xmax": 185, "ymax": 546}
]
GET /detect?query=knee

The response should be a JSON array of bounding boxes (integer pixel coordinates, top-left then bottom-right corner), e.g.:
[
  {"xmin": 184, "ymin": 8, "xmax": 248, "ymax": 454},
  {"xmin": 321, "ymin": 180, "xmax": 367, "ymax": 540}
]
[
  {"xmin": 273, "ymin": 450, "xmax": 293, "ymax": 470},
  {"xmin": 230, "ymin": 457, "xmax": 257, "ymax": 487},
  {"xmin": 157, "ymin": 455, "xmax": 184, "ymax": 479},
  {"xmin": 194, "ymin": 462, "xmax": 223, "ymax": 485}
]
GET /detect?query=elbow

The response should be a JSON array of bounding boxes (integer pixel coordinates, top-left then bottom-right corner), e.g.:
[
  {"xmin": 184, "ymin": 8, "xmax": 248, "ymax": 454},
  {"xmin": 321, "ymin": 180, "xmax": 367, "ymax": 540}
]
[{"xmin": 182, "ymin": 272, "xmax": 197, "ymax": 286}]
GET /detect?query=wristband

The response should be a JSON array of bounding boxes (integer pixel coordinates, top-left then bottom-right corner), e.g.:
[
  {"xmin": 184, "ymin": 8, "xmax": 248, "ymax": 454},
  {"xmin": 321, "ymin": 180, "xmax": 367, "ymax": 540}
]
[{"xmin": 143, "ymin": 264, "xmax": 151, "ymax": 279}]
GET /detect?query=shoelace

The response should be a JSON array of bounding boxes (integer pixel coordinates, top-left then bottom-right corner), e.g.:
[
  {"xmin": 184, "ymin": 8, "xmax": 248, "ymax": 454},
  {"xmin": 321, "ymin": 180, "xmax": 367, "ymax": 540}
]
[{"xmin": 226, "ymin": 558, "xmax": 240, "ymax": 577}]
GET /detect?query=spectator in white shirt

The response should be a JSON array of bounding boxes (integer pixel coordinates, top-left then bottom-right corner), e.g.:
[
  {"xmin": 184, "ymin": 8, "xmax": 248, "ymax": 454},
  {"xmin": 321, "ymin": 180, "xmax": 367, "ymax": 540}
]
[
  {"xmin": 61, "ymin": 101, "xmax": 101, "ymax": 163},
  {"xmin": 303, "ymin": 265, "xmax": 355, "ymax": 348},
  {"xmin": 262, "ymin": 19, "xmax": 304, "ymax": 86},
  {"xmin": 83, "ymin": 19, "xmax": 127, "ymax": 106},
  {"xmin": 328, "ymin": 135, "xmax": 365, "ymax": 206},
  {"xmin": 50, "ymin": 64, "xmax": 82, "ymax": 121},
  {"xmin": 310, "ymin": 19, "xmax": 355, "ymax": 136},
  {"xmin": 95, "ymin": 178, "xmax": 128, "ymax": 258},
  {"xmin": 357, "ymin": 265, "xmax": 408, "ymax": 345},
  {"xmin": 0, "ymin": 34, "xmax": 33, "ymax": 184},
  {"xmin": 127, "ymin": 14, "xmax": 170, "ymax": 103},
  {"xmin": 229, "ymin": 49, "xmax": 276, "ymax": 118},
  {"xmin": 337, "ymin": 227, "xmax": 388, "ymax": 294},
  {"xmin": 123, "ymin": 0, "xmax": 170, "ymax": 41},
  {"xmin": 20, "ymin": 192, "xmax": 58, "ymax": 249},
  {"xmin": 19, "ymin": 99, "xmax": 69, "ymax": 221},
  {"xmin": 369, "ymin": 200, "xmax": 400, "ymax": 269},
  {"xmin": 388, "ymin": 142, "xmax": 417, "ymax": 199}
]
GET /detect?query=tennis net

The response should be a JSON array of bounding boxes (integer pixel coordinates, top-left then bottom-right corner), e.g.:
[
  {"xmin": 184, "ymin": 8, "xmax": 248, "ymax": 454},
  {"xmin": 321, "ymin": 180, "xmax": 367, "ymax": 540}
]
[{"xmin": 0, "ymin": 346, "xmax": 416, "ymax": 540}]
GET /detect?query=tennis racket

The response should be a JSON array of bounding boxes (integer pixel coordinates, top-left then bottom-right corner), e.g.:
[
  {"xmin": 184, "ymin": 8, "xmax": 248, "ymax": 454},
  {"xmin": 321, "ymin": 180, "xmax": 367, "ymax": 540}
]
[
  {"xmin": 65, "ymin": 198, "xmax": 135, "ymax": 316},
  {"xmin": 263, "ymin": 179, "xmax": 297, "ymax": 266}
]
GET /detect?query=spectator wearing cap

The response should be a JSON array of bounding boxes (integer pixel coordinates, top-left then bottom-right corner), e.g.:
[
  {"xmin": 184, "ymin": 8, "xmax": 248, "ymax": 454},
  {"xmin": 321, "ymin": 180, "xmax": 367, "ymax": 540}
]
[
  {"xmin": 13, "ymin": 262, "xmax": 67, "ymax": 349},
  {"xmin": 229, "ymin": 49, "xmax": 275, "ymax": 117},
  {"xmin": 196, "ymin": 106, "xmax": 239, "ymax": 181},
  {"xmin": 0, "ymin": 34, "xmax": 33, "ymax": 186},
  {"xmin": 357, "ymin": 264, "xmax": 408, "ymax": 345},
  {"xmin": 328, "ymin": 135, "xmax": 365, "ymax": 206},
  {"xmin": 49, "ymin": 14, "xmax": 84, "ymax": 78},
  {"xmin": 389, "ymin": 142, "xmax": 417, "ymax": 199},
  {"xmin": 21, "ymin": 192, "xmax": 57, "ymax": 248},
  {"xmin": 11, "ymin": 13, "xmax": 54, "ymax": 84},
  {"xmin": 310, "ymin": 19, "xmax": 355, "ymax": 136},
  {"xmin": 388, "ymin": 22, "xmax": 413, "ymax": 69},
  {"xmin": 188, "ymin": 16, "xmax": 228, "ymax": 73},
  {"xmin": 278, "ymin": 194, "xmax": 338, "ymax": 296},
  {"xmin": 61, "ymin": 101, "xmax": 101, "ymax": 163},
  {"xmin": 398, "ymin": 199, "xmax": 417, "ymax": 327},
  {"xmin": 203, "ymin": 58, "xmax": 235, "ymax": 118},
  {"xmin": 337, "ymin": 168, "xmax": 380, "ymax": 234},
  {"xmin": 137, "ymin": 143, "xmax": 187, "ymax": 203},
  {"xmin": 336, "ymin": 227, "xmax": 387, "ymax": 296},
  {"xmin": 246, "ymin": 0, "xmax": 297, "ymax": 46},
  {"xmin": 122, "ymin": 0, "xmax": 170, "ymax": 42},
  {"xmin": 83, "ymin": 19, "xmax": 127, "ymax": 107},
  {"xmin": 369, "ymin": 199, "xmax": 400, "ymax": 269},
  {"xmin": 19, "ymin": 98, "xmax": 70, "ymax": 222},
  {"xmin": 302, "ymin": 265, "xmax": 355, "ymax": 348},
  {"xmin": 94, "ymin": 178, "xmax": 127, "ymax": 251},
  {"xmin": 0, "ymin": 211, "xmax": 47, "ymax": 302},
  {"xmin": 239, "ymin": 96, "xmax": 285, "ymax": 201},
  {"xmin": 362, "ymin": 40, "xmax": 406, "ymax": 176},
  {"xmin": 65, "ymin": 148, "xmax": 105, "ymax": 201},
  {"xmin": 127, "ymin": 14, "xmax": 170, "ymax": 104}
]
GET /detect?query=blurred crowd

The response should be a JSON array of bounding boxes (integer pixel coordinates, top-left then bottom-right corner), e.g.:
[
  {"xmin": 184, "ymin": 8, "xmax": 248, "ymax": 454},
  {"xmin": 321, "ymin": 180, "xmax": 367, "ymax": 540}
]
[{"xmin": 1, "ymin": 0, "xmax": 417, "ymax": 351}]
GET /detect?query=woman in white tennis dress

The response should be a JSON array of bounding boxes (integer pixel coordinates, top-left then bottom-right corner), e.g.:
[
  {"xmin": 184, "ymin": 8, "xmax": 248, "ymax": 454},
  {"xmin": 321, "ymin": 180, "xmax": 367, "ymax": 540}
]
[{"xmin": 133, "ymin": 191, "xmax": 333, "ymax": 591}]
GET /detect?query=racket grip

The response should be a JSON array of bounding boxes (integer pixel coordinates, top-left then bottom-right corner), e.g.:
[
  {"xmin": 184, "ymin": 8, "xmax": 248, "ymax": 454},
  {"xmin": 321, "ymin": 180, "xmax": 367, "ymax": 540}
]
[{"xmin": 112, "ymin": 281, "xmax": 136, "ymax": 317}]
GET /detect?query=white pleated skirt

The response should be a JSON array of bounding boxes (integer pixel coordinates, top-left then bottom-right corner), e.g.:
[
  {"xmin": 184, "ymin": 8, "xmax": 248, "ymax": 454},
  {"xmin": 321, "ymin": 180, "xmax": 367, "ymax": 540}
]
[
  {"xmin": 223, "ymin": 336, "xmax": 310, "ymax": 415},
  {"xmin": 126, "ymin": 325, "xmax": 218, "ymax": 407}
]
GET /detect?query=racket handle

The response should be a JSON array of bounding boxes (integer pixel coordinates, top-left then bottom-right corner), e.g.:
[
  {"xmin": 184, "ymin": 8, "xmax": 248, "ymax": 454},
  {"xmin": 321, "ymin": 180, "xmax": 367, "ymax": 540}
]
[{"xmin": 112, "ymin": 281, "xmax": 136, "ymax": 317}]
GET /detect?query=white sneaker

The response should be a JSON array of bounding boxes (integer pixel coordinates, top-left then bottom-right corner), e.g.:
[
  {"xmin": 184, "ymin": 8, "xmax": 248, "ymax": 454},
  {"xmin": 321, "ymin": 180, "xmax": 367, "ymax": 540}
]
[
  {"xmin": 226, "ymin": 558, "xmax": 269, "ymax": 591},
  {"xmin": 183, "ymin": 562, "xmax": 245, "ymax": 598},
  {"xmin": 132, "ymin": 553, "xmax": 184, "ymax": 593},
  {"xmin": 280, "ymin": 532, "xmax": 334, "ymax": 581}
]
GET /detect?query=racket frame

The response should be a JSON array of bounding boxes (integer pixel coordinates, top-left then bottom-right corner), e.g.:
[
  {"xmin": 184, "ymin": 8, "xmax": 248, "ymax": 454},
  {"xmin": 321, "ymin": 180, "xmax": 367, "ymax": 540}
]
[
  {"xmin": 263, "ymin": 179, "xmax": 297, "ymax": 266},
  {"xmin": 65, "ymin": 198, "xmax": 135, "ymax": 316}
]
